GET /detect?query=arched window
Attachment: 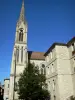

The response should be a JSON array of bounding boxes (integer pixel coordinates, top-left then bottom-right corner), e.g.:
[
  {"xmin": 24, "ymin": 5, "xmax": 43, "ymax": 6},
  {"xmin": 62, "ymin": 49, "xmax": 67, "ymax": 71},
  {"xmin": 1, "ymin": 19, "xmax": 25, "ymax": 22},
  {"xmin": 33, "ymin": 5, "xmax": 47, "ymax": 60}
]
[
  {"xmin": 19, "ymin": 28, "xmax": 23, "ymax": 42},
  {"xmin": 41, "ymin": 64, "xmax": 46, "ymax": 75},
  {"xmin": 21, "ymin": 47, "xmax": 23, "ymax": 62},
  {"xmin": 16, "ymin": 47, "xmax": 19, "ymax": 62}
]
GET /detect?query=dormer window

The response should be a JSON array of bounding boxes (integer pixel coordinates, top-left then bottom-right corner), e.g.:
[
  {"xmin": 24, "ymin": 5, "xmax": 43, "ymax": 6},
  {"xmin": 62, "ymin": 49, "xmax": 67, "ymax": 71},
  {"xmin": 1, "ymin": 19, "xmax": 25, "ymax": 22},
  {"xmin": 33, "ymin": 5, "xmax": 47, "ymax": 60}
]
[{"xmin": 19, "ymin": 28, "xmax": 23, "ymax": 42}]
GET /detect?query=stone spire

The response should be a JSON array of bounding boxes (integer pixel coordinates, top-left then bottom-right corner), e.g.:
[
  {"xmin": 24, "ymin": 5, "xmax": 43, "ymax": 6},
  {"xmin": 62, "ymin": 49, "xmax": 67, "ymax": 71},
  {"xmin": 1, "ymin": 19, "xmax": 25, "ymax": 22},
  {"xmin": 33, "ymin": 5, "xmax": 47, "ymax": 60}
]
[{"xmin": 17, "ymin": 0, "xmax": 26, "ymax": 25}]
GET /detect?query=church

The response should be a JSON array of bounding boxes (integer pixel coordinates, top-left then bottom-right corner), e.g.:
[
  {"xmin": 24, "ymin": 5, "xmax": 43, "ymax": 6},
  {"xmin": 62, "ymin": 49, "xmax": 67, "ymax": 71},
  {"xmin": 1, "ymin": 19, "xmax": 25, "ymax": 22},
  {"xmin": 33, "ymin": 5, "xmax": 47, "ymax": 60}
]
[{"xmin": 4, "ymin": 1, "xmax": 75, "ymax": 100}]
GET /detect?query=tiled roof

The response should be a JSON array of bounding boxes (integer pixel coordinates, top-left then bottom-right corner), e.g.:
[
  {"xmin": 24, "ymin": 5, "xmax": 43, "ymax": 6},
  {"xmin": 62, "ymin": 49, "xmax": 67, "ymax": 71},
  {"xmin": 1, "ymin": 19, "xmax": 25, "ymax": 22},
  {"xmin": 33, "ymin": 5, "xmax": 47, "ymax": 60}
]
[{"xmin": 28, "ymin": 51, "xmax": 45, "ymax": 60}]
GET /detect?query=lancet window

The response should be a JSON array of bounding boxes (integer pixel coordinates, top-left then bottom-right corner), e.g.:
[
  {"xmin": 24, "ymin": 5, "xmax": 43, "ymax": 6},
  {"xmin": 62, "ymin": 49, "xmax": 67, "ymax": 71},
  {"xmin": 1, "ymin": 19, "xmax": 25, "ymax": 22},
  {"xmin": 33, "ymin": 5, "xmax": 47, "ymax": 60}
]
[
  {"xmin": 21, "ymin": 46, "xmax": 23, "ymax": 62},
  {"xmin": 19, "ymin": 28, "xmax": 23, "ymax": 42},
  {"xmin": 16, "ymin": 47, "xmax": 19, "ymax": 62},
  {"xmin": 41, "ymin": 64, "xmax": 46, "ymax": 75}
]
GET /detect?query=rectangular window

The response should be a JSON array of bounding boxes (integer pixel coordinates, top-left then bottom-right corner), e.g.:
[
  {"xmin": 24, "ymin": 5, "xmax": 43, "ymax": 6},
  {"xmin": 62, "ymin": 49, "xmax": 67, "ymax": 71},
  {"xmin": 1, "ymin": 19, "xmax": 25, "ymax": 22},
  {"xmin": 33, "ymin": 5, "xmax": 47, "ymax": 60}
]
[{"xmin": 8, "ymin": 84, "xmax": 9, "ymax": 88}]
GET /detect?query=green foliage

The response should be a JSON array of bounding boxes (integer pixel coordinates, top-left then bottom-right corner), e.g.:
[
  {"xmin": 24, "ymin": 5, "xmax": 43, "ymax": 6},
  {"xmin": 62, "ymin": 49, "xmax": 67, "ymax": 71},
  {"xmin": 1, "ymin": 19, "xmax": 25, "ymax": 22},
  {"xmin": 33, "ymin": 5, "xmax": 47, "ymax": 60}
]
[
  {"xmin": 17, "ymin": 63, "xmax": 50, "ymax": 100},
  {"xmin": 70, "ymin": 96, "xmax": 75, "ymax": 100}
]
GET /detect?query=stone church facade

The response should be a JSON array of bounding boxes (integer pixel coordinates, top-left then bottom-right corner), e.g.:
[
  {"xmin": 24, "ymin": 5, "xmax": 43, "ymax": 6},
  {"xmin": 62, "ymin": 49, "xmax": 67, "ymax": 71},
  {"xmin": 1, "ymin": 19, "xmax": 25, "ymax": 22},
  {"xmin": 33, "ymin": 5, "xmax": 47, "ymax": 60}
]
[{"xmin": 4, "ymin": 1, "xmax": 75, "ymax": 100}]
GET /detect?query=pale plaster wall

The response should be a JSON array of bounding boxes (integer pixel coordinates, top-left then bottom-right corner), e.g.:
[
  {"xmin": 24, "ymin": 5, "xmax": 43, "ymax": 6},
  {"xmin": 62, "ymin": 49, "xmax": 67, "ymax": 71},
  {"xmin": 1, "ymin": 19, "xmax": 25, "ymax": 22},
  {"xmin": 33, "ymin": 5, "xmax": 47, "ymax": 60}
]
[
  {"xmin": 72, "ymin": 74, "xmax": 75, "ymax": 96},
  {"xmin": 68, "ymin": 42, "xmax": 75, "ymax": 59},
  {"xmin": 4, "ymin": 79, "xmax": 10, "ymax": 100},
  {"xmin": 70, "ymin": 57, "xmax": 75, "ymax": 74},
  {"xmin": 57, "ymin": 59, "xmax": 71, "ymax": 74},
  {"xmin": 56, "ymin": 45, "xmax": 70, "ymax": 59},
  {"xmin": 45, "ymin": 47, "xmax": 56, "ymax": 63},
  {"xmin": 9, "ymin": 76, "xmax": 14, "ymax": 100},
  {"xmin": 45, "ymin": 46, "xmax": 59, "ymax": 100},
  {"xmin": 58, "ymin": 75, "xmax": 73, "ymax": 100},
  {"xmin": 47, "ymin": 76, "xmax": 60, "ymax": 100},
  {"xmin": 70, "ymin": 56, "xmax": 75, "ymax": 96},
  {"xmin": 68, "ymin": 42, "xmax": 75, "ymax": 96},
  {"xmin": 45, "ymin": 45, "xmax": 75, "ymax": 100},
  {"xmin": 46, "ymin": 58, "xmax": 57, "ymax": 78},
  {"xmin": 46, "ymin": 53, "xmax": 59, "ymax": 99},
  {"xmin": 56, "ymin": 45, "xmax": 74, "ymax": 100},
  {"xmin": 30, "ymin": 59, "xmax": 45, "ymax": 70}
]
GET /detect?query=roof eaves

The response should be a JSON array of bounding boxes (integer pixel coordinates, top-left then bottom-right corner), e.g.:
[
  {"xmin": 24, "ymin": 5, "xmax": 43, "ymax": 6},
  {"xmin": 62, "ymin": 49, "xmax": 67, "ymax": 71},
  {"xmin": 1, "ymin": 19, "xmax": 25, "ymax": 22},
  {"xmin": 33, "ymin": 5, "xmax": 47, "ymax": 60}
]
[
  {"xmin": 67, "ymin": 37, "xmax": 75, "ymax": 46},
  {"xmin": 4, "ymin": 78, "xmax": 10, "ymax": 81},
  {"xmin": 44, "ymin": 42, "xmax": 67, "ymax": 56}
]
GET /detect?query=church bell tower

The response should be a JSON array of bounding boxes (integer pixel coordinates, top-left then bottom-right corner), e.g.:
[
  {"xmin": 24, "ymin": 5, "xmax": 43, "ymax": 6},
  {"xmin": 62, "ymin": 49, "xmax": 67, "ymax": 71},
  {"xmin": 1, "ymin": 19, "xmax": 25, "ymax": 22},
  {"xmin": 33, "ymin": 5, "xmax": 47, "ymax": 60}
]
[
  {"xmin": 9, "ymin": 1, "xmax": 28, "ymax": 100},
  {"xmin": 15, "ymin": 0, "xmax": 27, "ymax": 65}
]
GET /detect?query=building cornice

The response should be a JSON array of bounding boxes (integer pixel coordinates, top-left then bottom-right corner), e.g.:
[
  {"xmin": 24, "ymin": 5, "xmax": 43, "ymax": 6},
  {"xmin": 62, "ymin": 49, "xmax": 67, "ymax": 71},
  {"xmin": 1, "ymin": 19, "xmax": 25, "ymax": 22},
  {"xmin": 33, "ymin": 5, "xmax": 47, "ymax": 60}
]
[{"xmin": 44, "ymin": 43, "xmax": 67, "ymax": 56}]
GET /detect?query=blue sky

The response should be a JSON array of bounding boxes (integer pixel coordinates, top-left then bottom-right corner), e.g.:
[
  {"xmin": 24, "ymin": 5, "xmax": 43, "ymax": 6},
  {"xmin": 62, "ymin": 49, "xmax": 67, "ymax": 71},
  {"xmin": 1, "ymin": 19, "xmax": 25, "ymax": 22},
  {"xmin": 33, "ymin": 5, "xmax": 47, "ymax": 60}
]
[{"xmin": 0, "ymin": 0, "xmax": 75, "ymax": 84}]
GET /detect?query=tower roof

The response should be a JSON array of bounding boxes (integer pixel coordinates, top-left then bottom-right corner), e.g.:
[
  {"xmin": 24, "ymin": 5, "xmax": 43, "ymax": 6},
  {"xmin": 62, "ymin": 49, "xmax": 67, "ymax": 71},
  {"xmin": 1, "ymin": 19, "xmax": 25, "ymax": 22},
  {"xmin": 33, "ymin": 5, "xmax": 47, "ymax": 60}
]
[{"xmin": 17, "ymin": 0, "xmax": 26, "ymax": 26}]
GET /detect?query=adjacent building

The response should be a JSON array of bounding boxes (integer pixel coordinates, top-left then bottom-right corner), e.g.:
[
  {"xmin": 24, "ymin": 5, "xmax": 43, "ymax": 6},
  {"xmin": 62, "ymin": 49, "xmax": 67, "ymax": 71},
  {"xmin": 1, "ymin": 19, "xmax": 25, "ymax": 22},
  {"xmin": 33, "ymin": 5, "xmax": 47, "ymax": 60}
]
[
  {"xmin": 4, "ymin": 1, "xmax": 75, "ymax": 100},
  {"xmin": 0, "ymin": 83, "xmax": 4, "ymax": 100},
  {"xmin": 44, "ymin": 40, "xmax": 75, "ymax": 100},
  {"xmin": 4, "ymin": 79, "xmax": 9, "ymax": 100}
]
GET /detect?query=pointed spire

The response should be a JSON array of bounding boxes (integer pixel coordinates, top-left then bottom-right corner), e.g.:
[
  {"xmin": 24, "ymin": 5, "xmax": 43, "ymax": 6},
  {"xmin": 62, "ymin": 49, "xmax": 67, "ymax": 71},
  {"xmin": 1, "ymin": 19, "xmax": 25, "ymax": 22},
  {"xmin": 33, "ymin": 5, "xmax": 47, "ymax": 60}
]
[
  {"xmin": 19, "ymin": 0, "xmax": 24, "ymax": 21},
  {"xmin": 17, "ymin": 0, "xmax": 26, "ymax": 25}
]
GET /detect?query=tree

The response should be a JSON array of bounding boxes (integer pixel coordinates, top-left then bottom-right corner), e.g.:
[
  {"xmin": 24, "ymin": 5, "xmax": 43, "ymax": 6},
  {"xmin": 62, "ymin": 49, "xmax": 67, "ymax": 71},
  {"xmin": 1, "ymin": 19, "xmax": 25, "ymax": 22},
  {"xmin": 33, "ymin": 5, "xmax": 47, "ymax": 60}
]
[
  {"xmin": 70, "ymin": 96, "xmax": 75, "ymax": 100},
  {"xmin": 17, "ymin": 63, "xmax": 50, "ymax": 100}
]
